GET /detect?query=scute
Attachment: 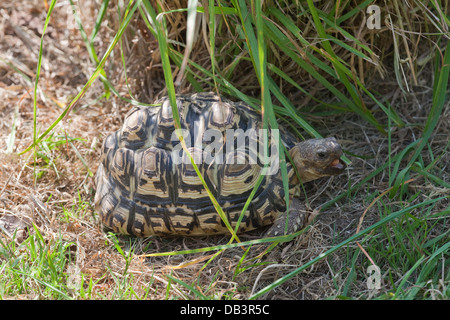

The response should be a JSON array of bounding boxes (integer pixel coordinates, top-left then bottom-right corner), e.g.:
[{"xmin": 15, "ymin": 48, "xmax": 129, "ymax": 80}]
[
  {"xmin": 137, "ymin": 147, "xmax": 168, "ymax": 198},
  {"xmin": 209, "ymin": 101, "xmax": 235, "ymax": 128}
]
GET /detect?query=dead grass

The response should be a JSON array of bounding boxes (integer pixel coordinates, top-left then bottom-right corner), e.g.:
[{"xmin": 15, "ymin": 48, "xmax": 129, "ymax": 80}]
[{"xmin": 0, "ymin": 0, "xmax": 448, "ymax": 300}]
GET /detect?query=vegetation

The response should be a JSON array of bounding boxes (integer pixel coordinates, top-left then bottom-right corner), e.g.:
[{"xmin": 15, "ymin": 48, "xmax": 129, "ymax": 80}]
[{"xmin": 0, "ymin": 0, "xmax": 448, "ymax": 299}]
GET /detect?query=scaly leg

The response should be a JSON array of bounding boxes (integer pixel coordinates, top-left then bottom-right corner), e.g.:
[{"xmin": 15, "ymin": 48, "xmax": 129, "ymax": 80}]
[{"xmin": 265, "ymin": 197, "xmax": 315, "ymax": 237}]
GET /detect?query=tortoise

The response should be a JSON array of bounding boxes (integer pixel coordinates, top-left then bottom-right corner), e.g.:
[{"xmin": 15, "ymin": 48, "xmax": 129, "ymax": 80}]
[{"xmin": 94, "ymin": 92, "xmax": 346, "ymax": 237}]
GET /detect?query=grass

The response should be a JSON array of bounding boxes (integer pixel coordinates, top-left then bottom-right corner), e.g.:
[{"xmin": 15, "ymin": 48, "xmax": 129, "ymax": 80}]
[
  {"xmin": 0, "ymin": 0, "xmax": 449, "ymax": 300},
  {"xmin": 0, "ymin": 225, "xmax": 75, "ymax": 299}
]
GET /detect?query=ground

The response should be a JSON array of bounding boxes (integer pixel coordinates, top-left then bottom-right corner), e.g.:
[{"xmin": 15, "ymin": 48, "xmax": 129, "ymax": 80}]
[{"xmin": 0, "ymin": 0, "xmax": 448, "ymax": 300}]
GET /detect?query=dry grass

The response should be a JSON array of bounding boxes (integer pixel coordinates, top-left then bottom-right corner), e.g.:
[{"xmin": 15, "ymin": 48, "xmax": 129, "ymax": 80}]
[{"xmin": 0, "ymin": 0, "xmax": 448, "ymax": 300}]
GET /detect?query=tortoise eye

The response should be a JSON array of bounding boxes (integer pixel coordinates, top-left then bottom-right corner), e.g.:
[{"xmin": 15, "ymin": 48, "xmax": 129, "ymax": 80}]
[{"xmin": 317, "ymin": 151, "xmax": 326, "ymax": 158}]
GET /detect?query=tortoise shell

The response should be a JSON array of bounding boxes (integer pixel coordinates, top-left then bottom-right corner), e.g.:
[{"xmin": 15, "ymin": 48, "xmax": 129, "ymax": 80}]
[{"xmin": 94, "ymin": 93, "xmax": 344, "ymax": 236}]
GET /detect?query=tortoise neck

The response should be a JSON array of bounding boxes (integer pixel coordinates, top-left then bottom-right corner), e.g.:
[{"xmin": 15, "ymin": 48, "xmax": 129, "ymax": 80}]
[{"xmin": 288, "ymin": 144, "xmax": 320, "ymax": 184}]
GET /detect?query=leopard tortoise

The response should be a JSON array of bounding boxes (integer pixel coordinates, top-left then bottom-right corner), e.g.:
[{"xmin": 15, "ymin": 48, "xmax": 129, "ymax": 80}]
[{"xmin": 94, "ymin": 92, "xmax": 346, "ymax": 237}]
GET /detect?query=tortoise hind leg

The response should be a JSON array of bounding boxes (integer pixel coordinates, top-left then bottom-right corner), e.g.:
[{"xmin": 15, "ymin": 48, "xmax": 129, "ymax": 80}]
[{"xmin": 264, "ymin": 197, "xmax": 313, "ymax": 237}]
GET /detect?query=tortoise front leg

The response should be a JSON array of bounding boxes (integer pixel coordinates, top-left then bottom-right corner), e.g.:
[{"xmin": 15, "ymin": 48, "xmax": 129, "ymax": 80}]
[{"xmin": 264, "ymin": 197, "xmax": 315, "ymax": 237}]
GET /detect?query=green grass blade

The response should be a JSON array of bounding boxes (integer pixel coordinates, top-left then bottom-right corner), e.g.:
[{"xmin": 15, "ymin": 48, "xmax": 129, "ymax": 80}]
[
  {"xmin": 12, "ymin": 270, "xmax": 73, "ymax": 299},
  {"xmin": 141, "ymin": 232, "xmax": 299, "ymax": 258},
  {"xmin": 250, "ymin": 197, "xmax": 445, "ymax": 299},
  {"xmin": 335, "ymin": 0, "xmax": 374, "ymax": 25},
  {"xmin": 19, "ymin": 0, "xmax": 140, "ymax": 155},
  {"xmin": 31, "ymin": 0, "xmax": 57, "ymax": 183},
  {"xmin": 305, "ymin": 0, "xmax": 385, "ymax": 132},
  {"xmin": 391, "ymin": 40, "xmax": 450, "ymax": 196},
  {"xmin": 90, "ymin": 0, "xmax": 110, "ymax": 42},
  {"xmin": 391, "ymin": 255, "xmax": 426, "ymax": 300},
  {"xmin": 263, "ymin": 20, "xmax": 377, "ymax": 126},
  {"xmin": 165, "ymin": 274, "xmax": 208, "ymax": 299},
  {"xmin": 141, "ymin": 0, "xmax": 240, "ymax": 243},
  {"xmin": 69, "ymin": 0, "xmax": 110, "ymax": 97},
  {"xmin": 233, "ymin": 0, "xmax": 292, "ymax": 234}
]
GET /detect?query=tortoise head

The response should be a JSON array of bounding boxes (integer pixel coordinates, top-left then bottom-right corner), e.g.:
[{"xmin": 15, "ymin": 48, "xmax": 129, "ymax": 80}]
[{"xmin": 289, "ymin": 137, "xmax": 346, "ymax": 183}]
